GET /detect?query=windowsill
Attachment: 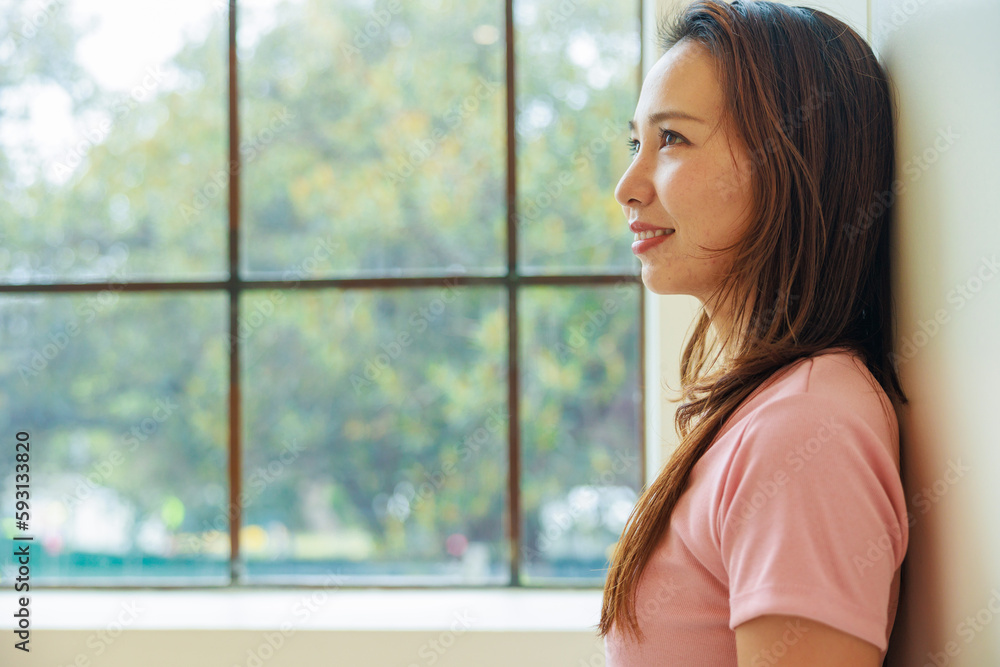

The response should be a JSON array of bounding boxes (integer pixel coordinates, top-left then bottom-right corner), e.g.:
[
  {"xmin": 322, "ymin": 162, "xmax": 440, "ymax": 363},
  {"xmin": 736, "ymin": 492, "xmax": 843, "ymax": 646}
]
[{"xmin": 21, "ymin": 588, "xmax": 604, "ymax": 632}]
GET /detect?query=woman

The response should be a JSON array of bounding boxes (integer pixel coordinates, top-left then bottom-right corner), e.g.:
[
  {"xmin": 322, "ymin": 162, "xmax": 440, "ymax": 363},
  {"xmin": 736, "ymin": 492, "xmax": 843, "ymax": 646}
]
[{"xmin": 599, "ymin": 1, "xmax": 909, "ymax": 665}]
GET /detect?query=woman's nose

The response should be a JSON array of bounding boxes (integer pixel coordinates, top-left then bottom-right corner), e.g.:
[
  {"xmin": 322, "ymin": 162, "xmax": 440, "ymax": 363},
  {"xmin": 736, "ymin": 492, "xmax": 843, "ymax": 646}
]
[{"xmin": 614, "ymin": 155, "xmax": 652, "ymax": 211}]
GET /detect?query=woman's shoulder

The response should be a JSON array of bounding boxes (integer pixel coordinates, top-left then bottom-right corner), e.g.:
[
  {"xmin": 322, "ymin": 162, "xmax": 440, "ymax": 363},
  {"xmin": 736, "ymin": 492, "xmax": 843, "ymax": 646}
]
[
  {"xmin": 739, "ymin": 346, "xmax": 899, "ymax": 456},
  {"xmin": 782, "ymin": 346, "xmax": 885, "ymax": 398},
  {"xmin": 720, "ymin": 346, "xmax": 897, "ymax": 449}
]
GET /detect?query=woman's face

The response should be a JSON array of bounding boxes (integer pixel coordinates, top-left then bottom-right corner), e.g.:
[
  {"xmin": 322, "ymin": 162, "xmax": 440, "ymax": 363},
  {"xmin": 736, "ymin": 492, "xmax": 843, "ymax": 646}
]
[{"xmin": 615, "ymin": 39, "xmax": 754, "ymax": 311}]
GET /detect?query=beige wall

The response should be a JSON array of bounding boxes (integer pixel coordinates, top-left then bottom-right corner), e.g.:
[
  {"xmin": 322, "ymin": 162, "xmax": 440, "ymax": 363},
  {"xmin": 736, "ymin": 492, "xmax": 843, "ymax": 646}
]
[{"xmin": 873, "ymin": 0, "xmax": 1000, "ymax": 664}]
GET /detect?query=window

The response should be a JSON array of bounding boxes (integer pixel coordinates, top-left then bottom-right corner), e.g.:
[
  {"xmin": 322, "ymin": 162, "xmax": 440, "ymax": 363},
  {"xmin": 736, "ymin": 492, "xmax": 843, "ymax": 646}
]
[{"xmin": 0, "ymin": 0, "xmax": 643, "ymax": 587}]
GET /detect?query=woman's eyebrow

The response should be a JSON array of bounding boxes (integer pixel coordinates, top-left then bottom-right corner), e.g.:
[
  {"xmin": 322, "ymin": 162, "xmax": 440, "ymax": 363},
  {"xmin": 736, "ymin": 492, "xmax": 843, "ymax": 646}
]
[{"xmin": 628, "ymin": 109, "xmax": 707, "ymax": 132}]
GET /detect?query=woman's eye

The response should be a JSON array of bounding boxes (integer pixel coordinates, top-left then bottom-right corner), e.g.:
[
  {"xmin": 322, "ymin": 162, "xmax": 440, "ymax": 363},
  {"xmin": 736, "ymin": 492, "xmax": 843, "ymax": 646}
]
[
  {"xmin": 659, "ymin": 128, "xmax": 683, "ymax": 146},
  {"xmin": 626, "ymin": 129, "xmax": 683, "ymax": 157}
]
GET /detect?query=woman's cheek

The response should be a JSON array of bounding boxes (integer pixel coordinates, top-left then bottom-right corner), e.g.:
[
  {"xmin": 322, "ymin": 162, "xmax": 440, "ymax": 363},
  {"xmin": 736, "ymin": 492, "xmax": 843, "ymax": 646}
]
[
  {"xmin": 666, "ymin": 181, "xmax": 709, "ymax": 231},
  {"xmin": 654, "ymin": 171, "xmax": 687, "ymax": 219},
  {"xmin": 713, "ymin": 154, "xmax": 754, "ymax": 206}
]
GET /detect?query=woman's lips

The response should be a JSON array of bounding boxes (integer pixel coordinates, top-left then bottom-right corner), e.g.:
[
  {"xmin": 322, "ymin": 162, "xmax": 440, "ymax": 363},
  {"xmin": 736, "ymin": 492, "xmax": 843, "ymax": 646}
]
[
  {"xmin": 628, "ymin": 220, "xmax": 672, "ymax": 232},
  {"xmin": 628, "ymin": 221, "xmax": 675, "ymax": 255},
  {"xmin": 631, "ymin": 228, "xmax": 674, "ymax": 254}
]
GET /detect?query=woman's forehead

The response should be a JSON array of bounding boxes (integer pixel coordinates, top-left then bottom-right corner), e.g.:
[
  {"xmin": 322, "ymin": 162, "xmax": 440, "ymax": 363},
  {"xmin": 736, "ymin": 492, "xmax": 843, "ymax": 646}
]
[{"xmin": 634, "ymin": 41, "xmax": 723, "ymax": 130}]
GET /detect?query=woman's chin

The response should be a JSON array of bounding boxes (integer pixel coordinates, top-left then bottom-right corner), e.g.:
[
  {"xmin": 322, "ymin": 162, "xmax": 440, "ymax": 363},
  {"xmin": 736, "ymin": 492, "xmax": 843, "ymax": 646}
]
[
  {"xmin": 640, "ymin": 266, "xmax": 672, "ymax": 295},
  {"xmin": 640, "ymin": 274, "xmax": 699, "ymax": 300},
  {"xmin": 642, "ymin": 283, "xmax": 676, "ymax": 296}
]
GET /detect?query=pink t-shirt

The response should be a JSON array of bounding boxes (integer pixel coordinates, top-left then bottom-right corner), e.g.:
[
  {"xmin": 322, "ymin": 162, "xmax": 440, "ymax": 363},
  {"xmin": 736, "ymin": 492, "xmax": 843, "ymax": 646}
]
[{"xmin": 604, "ymin": 347, "xmax": 908, "ymax": 665}]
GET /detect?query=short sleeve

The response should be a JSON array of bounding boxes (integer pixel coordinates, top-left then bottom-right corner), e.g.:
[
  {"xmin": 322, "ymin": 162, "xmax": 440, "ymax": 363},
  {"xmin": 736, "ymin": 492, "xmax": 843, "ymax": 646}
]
[{"xmin": 719, "ymin": 391, "xmax": 908, "ymax": 651}]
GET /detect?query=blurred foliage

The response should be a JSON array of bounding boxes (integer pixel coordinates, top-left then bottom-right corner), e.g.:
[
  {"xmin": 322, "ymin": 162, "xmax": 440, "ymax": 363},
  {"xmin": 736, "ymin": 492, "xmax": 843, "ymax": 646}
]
[{"xmin": 0, "ymin": 0, "xmax": 641, "ymax": 584}]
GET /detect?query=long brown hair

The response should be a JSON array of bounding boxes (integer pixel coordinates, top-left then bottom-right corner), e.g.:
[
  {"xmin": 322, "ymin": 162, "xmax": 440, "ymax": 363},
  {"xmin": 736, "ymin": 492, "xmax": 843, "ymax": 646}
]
[{"xmin": 599, "ymin": 0, "xmax": 908, "ymax": 642}]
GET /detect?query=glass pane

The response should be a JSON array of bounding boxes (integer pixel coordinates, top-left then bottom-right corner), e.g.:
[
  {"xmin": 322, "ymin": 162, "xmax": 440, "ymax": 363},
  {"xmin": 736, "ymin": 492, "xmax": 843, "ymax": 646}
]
[
  {"xmin": 520, "ymin": 284, "xmax": 642, "ymax": 583},
  {"xmin": 515, "ymin": 0, "xmax": 641, "ymax": 273},
  {"xmin": 0, "ymin": 292, "xmax": 228, "ymax": 583},
  {"xmin": 241, "ymin": 287, "xmax": 508, "ymax": 583},
  {"xmin": 0, "ymin": 1, "xmax": 227, "ymax": 283},
  {"xmin": 241, "ymin": 0, "xmax": 506, "ymax": 278}
]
